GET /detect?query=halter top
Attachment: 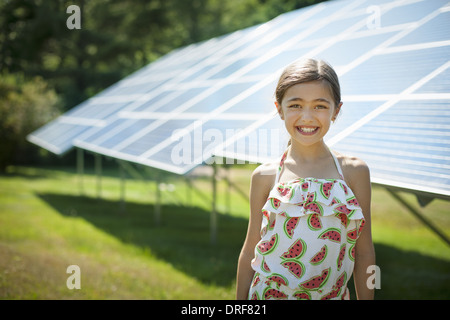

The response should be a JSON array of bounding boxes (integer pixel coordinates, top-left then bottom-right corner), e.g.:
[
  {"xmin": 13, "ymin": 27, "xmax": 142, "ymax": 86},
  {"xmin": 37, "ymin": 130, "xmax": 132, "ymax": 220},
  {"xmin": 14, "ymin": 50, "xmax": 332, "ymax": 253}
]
[{"xmin": 250, "ymin": 148, "xmax": 366, "ymax": 300}]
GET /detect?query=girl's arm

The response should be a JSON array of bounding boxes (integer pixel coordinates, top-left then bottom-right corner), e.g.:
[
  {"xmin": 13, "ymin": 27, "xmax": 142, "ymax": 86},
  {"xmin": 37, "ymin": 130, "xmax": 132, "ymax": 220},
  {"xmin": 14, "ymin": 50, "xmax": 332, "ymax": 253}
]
[
  {"xmin": 346, "ymin": 157, "xmax": 376, "ymax": 300},
  {"xmin": 236, "ymin": 164, "xmax": 274, "ymax": 300}
]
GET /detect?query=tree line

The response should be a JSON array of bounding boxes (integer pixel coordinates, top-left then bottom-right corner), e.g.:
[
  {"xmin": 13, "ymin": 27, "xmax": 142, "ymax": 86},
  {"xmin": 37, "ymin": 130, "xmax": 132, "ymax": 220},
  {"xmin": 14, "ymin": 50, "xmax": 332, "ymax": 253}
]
[{"xmin": 0, "ymin": 0, "xmax": 325, "ymax": 170}]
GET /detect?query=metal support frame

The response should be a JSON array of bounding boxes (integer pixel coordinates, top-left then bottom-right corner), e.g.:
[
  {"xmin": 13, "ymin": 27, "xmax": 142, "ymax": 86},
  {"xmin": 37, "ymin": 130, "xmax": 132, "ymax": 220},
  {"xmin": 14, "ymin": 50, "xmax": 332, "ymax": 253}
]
[
  {"xmin": 95, "ymin": 153, "xmax": 102, "ymax": 199},
  {"xmin": 77, "ymin": 148, "xmax": 84, "ymax": 196},
  {"xmin": 386, "ymin": 188, "xmax": 450, "ymax": 246},
  {"xmin": 155, "ymin": 170, "xmax": 161, "ymax": 226},
  {"xmin": 119, "ymin": 160, "xmax": 126, "ymax": 213},
  {"xmin": 211, "ymin": 161, "xmax": 218, "ymax": 245}
]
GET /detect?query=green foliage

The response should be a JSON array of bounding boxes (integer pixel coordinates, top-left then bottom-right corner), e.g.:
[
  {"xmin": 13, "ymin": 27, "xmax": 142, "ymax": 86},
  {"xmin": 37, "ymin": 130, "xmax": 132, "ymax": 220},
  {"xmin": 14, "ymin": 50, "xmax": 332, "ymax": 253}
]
[{"xmin": 0, "ymin": 72, "xmax": 61, "ymax": 171}]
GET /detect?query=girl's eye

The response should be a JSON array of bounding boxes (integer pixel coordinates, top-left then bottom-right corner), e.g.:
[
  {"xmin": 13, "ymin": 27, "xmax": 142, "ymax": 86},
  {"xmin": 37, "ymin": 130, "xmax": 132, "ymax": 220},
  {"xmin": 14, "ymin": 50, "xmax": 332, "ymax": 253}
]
[
  {"xmin": 316, "ymin": 105, "xmax": 328, "ymax": 109},
  {"xmin": 289, "ymin": 104, "xmax": 301, "ymax": 108}
]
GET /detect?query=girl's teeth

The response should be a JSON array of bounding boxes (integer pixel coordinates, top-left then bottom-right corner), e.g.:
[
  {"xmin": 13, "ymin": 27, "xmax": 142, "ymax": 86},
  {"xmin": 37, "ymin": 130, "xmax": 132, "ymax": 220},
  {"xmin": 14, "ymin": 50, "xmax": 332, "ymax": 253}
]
[{"xmin": 300, "ymin": 127, "xmax": 317, "ymax": 132}]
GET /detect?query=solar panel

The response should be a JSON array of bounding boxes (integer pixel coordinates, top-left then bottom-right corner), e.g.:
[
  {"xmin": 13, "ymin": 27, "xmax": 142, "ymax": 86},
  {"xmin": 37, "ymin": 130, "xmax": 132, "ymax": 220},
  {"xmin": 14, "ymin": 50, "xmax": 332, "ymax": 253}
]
[{"xmin": 28, "ymin": 0, "xmax": 450, "ymax": 199}]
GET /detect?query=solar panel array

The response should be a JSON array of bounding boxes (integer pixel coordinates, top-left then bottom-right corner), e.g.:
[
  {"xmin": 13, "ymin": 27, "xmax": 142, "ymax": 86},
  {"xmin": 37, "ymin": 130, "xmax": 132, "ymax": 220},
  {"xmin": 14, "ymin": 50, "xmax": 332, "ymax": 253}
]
[{"xmin": 27, "ymin": 0, "xmax": 450, "ymax": 198}]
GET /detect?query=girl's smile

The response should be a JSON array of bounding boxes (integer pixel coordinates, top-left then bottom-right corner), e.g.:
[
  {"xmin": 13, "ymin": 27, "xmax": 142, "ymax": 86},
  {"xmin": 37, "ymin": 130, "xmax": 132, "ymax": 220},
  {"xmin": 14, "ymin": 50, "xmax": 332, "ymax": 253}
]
[{"xmin": 296, "ymin": 125, "xmax": 319, "ymax": 135}]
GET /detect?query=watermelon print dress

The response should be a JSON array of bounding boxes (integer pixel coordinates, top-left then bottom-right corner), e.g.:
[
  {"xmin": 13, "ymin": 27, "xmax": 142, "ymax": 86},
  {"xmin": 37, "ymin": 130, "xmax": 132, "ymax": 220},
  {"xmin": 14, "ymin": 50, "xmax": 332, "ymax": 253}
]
[{"xmin": 248, "ymin": 149, "xmax": 366, "ymax": 300}]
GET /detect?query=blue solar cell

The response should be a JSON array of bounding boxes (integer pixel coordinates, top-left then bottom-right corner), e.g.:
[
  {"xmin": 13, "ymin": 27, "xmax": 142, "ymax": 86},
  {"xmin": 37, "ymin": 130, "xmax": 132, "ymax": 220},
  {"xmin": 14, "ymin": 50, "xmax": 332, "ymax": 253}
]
[
  {"xmin": 184, "ymin": 82, "xmax": 256, "ymax": 113},
  {"xmin": 415, "ymin": 67, "xmax": 450, "ymax": 94},
  {"xmin": 391, "ymin": 11, "xmax": 450, "ymax": 46},
  {"xmin": 243, "ymin": 48, "xmax": 311, "ymax": 76},
  {"xmin": 377, "ymin": 0, "xmax": 446, "ymax": 28},
  {"xmin": 326, "ymin": 100, "xmax": 388, "ymax": 140},
  {"xmin": 301, "ymin": 14, "xmax": 366, "ymax": 42},
  {"xmin": 208, "ymin": 57, "xmax": 254, "ymax": 80},
  {"xmin": 340, "ymin": 46, "xmax": 450, "ymax": 95},
  {"xmin": 97, "ymin": 119, "xmax": 155, "ymax": 151},
  {"xmin": 118, "ymin": 119, "xmax": 192, "ymax": 156},
  {"xmin": 80, "ymin": 118, "xmax": 127, "ymax": 144},
  {"xmin": 181, "ymin": 64, "xmax": 220, "ymax": 83},
  {"xmin": 140, "ymin": 87, "xmax": 207, "ymax": 113},
  {"xmin": 133, "ymin": 90, "xmax": 176, "ymax": 112},
  {"xmin": 317, "ymin": 31, "xmax": 397, "ymax": 66},
  {"xmin": 29, "ymin": 121, "xmax": 89, "ymax": 154},
  {"xmin": 222, "ymin": 80, "xmax": 277, "ymax": 114}
]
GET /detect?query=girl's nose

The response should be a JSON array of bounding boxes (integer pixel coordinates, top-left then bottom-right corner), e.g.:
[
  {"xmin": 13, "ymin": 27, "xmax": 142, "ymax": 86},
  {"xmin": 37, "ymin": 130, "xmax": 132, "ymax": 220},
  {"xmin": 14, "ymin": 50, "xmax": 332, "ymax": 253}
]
[{"xmin": 300, "ymin": 109, "xmax": 314, "ymax": 122}]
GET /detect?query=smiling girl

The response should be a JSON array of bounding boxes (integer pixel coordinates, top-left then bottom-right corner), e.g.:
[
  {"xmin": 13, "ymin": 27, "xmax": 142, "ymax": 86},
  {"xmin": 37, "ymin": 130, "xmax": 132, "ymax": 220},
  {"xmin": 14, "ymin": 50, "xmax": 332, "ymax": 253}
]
[{"xmin": 236, "ymin": 59, "xmax": 375, "ymax": 300}]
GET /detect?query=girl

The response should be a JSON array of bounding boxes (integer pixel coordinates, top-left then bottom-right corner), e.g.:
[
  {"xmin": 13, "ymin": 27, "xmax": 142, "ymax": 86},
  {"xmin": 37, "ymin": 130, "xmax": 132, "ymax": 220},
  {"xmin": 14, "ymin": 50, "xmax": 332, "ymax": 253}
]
[{"xmin": 236, "ymin": 59, "xmax": 375, "ymax": 300}]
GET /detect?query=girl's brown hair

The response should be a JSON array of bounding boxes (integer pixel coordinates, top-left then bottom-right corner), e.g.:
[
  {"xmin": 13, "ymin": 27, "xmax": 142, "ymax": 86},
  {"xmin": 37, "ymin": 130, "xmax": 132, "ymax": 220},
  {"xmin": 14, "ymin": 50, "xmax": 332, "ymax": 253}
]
[{"xmin": 275, "ymin": 58, "xmax": 341, "ymax": 107}]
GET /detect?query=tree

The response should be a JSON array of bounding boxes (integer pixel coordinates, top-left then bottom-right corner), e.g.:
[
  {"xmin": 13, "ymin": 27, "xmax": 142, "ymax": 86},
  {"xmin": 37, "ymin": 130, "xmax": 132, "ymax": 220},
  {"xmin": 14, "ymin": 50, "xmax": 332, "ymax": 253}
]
[{"xmin": 0, "ymin": 72, "xmax": 61, "ymax": 171}]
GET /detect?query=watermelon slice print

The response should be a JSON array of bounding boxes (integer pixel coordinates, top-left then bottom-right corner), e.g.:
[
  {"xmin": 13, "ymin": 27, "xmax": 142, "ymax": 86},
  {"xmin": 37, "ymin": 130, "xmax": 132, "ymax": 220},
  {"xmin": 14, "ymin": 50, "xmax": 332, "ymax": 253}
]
[
  {"xmin": 301, "ymin": 181, "xmax": 309, "ymax": 192},
  {"xmin": 310, "ymin": 245, "xmax": 327, "ymax": 265},
  {"xmin": 335, "ymin": 212, "xmax": 349, "ymax": 228},
  {"xmin": 347, "ymin": 228, "xmax": 358, "ymax": 243},
  {"xmin": 299, "ymin": 267, "xmax": 331, "ymax": 290},
  {"xmin": 283, "ymin": 216, "xmax": 300, "ymax": 238},
  {"xmin": 305, "ymin": 192, "xmax": 316, "ymax": 205},
  {"xmin": 348, "ymin": 244, "xmax": 356, "ymax": 261},
  {"xmin": 281, "ymin": 238, "xmax": 306, "ymax": 259},
  {"xmin": 321, "ymin": 271, "xmax": 347, "ymax": 300},
  {"xmin": 346, "ymin": 196, "xmax": 359, "ymax": 207},
  {"xmin": 263, "ymin": 288, "xmax": 288, "ymax": 300},
  {"xmin": 336, "ymin": 243, "xmax": 346, "ymax": 271},
  {"xmin": 320, "ymin": 181, "xmax": 335, "ymax": 199},
  {"xmin": 330, "ymin": 197, "xmax": 341, "ymax": 206},
  {"xmin": 277, "ymin": 185, "xmax": 294, "ymax": 200},
  {"xmin": 307, "ymin": 213, "xmax": 322, "ymax": 231},
  {"xmin": 257, "ymin": 234, "xmax": 278, "ymax": 255},
  {"xmin": 265, "ymin": 273, "xmax": 289, "ymax": 289},
  {"xmin": 305, "ymin": 202, "xmax": 323, "ymax": 215},
  {"xmin": 339, "ymin": 182, "xmax": 348, "ymax": 195},
  {"xmin": 281, "ymin": 260, "xmax": 305, "ymax": 279},
  {"xmin": 251, "ymin": 273, "xmax": 261, "ymax": 287},
  {"xmin": 250, "ymin": 291, "xmax": 260, "ymax": 300},
  {"xmin": 270, "ymin": 198, "xmax": 281, "ymax": 210},
  {"xmin": 318, "ymin": 228, "xmax": 341, "ymax": 243},
  {"xmin": 260, "ymin": 258, "xmax": 271, "ymax": 273},
  {"xmin": 334, "ymin": 204, "xmax": 354, "ymax": 215},
  {"xmin": 294, "ymin": 291, "xmax": 311, "ymax": 300}
]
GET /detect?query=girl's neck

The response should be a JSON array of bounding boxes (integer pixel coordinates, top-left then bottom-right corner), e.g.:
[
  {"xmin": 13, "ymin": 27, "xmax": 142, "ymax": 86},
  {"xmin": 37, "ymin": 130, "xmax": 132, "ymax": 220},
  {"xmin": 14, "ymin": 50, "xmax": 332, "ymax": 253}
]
[{"xmin": 288, "ymin": 140, "xmax": 330, "ymax": 163}]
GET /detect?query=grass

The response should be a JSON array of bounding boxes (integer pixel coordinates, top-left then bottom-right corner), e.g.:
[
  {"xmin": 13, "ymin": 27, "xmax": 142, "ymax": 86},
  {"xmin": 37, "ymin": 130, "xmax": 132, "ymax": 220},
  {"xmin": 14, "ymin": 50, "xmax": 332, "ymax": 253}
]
[{"xmin": 0, "ymin": 164, "xmax": 449, "ymax": 299}]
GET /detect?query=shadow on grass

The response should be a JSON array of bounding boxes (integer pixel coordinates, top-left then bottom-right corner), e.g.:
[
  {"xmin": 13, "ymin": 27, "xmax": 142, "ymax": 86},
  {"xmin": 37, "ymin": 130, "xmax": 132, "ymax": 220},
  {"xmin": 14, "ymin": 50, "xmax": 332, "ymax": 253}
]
[
  {"xmin": 36, "ymin": 192, "xmax": 248, "ymax": 288},
  {"xmin": 37, "ymin": 192, "xmax": 450, "ymax": 298},
  {"xmin": 346, "ymin": 242, "xmax": 450, "ymax": 300}
]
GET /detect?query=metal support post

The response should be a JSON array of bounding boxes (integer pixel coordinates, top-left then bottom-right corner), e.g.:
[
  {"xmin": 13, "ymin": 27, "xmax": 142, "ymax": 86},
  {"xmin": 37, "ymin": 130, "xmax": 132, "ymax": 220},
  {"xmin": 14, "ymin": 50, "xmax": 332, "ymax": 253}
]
[
  {"xmin": 211, "ymin": 160, "xmax": 217, "ymax": 245},
  {"xmin": 95, "ymin": 153, "xmax": 102, "ymax": 200},
  {"xmin": 77, "ymin": 148, "xmax": 84, "ymax": 196}
]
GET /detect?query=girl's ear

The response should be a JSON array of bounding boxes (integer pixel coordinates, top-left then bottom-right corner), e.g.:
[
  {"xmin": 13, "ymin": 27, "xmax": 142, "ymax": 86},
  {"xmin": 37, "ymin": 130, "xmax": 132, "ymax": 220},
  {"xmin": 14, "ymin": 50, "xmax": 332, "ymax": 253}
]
[
  {"xmin": 275, "ymin": 101, "xmax": 284, "ymax": 120},
  {"xmin": 332, "ymin": 102, "xmax": 342, "ymax": 122}
]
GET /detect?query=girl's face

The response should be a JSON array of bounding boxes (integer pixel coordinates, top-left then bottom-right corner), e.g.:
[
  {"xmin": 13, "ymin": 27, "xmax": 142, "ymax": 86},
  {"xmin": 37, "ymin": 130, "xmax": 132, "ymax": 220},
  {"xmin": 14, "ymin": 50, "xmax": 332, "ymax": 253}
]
[{"xmin": 276, "ymin": 80, "xmax": 341, "ymax": 148}]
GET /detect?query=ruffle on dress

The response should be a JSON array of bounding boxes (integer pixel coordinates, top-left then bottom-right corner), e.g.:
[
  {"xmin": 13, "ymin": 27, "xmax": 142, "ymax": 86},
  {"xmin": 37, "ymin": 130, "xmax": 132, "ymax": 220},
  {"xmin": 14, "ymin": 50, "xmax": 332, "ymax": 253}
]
[{"xmin": 262, "ymin": 178, "xmax": 365, "ymax": 222}]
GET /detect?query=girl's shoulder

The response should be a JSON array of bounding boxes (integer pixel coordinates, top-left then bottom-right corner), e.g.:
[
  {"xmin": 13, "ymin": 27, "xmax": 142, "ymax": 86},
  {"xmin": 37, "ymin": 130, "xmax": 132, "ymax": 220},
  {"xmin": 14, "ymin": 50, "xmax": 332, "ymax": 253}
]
[
  {"xmin": 332, "ymin": 151, "xmax": 370, "ymax": 186},
  {"xmin": 251, "ymin": 161, "xmax": 278, "ymax": 189}
]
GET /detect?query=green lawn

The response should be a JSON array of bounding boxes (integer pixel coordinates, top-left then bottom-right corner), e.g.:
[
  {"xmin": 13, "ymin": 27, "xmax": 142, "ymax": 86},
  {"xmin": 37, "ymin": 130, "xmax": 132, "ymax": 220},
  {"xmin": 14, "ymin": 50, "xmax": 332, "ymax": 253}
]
[{"xmin": 1, "ymin": 165, "xmax": 449, "ymax": 299}]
